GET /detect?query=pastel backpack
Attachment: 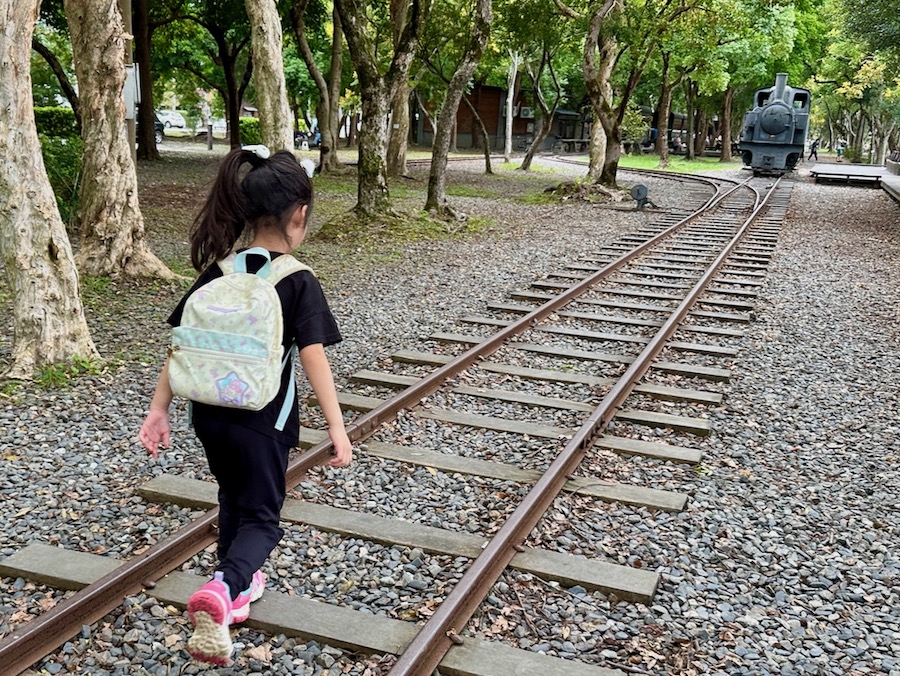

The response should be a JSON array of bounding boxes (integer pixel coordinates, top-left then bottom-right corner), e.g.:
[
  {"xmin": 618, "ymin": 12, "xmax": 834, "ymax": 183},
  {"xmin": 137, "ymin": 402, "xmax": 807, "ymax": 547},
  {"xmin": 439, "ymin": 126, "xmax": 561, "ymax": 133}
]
[{"xmin": 167, "ymin": 247, "xmax": 312, "ymax": 430}]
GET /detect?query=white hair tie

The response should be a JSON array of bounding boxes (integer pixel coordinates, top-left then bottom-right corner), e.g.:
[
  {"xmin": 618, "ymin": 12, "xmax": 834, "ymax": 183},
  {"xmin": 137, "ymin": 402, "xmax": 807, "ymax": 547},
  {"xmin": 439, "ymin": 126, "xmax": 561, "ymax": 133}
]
[
  {"xmin": 299, "ymin": 158, "xmax": 316, "ymax": 179},
  {"xmin": 243, "ymin": 144, "xmax": 270, "ymax": 159}
]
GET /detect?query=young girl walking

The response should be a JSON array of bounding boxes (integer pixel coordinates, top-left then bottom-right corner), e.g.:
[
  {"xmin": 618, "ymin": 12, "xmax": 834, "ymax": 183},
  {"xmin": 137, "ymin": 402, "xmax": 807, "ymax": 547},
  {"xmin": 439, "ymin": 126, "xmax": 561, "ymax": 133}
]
[{"xmin": 139, "ymin": 146, "xmax": 352, "ymax": 664}]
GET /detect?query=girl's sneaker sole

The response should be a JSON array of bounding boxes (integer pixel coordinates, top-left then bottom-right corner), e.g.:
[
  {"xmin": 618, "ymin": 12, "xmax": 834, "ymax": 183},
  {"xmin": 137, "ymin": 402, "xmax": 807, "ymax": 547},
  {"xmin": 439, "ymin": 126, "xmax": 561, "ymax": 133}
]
[{"xmin": 186, "ymin": 610, "xmax": 233, "ymax": 665}]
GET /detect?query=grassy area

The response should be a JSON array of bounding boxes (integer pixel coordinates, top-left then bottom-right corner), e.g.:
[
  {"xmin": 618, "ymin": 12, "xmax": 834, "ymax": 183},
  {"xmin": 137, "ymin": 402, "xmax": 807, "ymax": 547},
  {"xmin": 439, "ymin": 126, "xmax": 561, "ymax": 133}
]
[
  {"xmin": 562, "ymin": 152, "xmax": 743, "ymax": 173},
  {"xmin": 133, "ymin": 144, "xmax": 743, "ymax": 273},
  {"xmin": 618, "ymin": 153, "xmax": 743, "ymax": 172},
  {"xmin": 133, "ymin": 147, "xmax": 578, "ymax": 275}
]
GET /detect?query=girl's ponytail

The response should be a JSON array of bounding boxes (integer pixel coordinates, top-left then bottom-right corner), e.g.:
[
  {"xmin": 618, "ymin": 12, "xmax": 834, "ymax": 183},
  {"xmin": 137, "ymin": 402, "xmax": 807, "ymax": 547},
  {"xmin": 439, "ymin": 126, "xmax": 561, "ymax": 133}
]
[
  {"xmin": 189, "ymin": 146, "xmax": 313, "ymax": 271},
  {"xmin": 189, "ymin": 149, "xmax": 256, "ymax": 271}
]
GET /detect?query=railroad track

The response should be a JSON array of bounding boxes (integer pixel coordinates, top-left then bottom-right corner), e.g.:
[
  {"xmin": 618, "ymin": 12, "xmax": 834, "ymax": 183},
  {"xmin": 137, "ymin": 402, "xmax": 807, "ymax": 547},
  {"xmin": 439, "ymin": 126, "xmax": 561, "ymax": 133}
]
[{"xmin": 0, "ymin": 169, "xmax": 794, "ymax": 675}]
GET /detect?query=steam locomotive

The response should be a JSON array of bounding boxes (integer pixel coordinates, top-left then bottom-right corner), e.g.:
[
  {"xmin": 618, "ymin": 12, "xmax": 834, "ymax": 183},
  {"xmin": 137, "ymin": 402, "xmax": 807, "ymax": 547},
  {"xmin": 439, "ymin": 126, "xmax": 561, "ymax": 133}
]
[{"xmin": 737, "ymin": 73, "xmax": 811, "ymax": 175}]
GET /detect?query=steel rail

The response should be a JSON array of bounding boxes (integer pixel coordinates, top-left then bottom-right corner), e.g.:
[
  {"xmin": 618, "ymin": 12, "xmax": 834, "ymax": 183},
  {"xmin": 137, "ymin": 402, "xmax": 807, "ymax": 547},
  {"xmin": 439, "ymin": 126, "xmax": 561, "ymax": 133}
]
[
  {"xmin": 0, "ymin": 514, "xmax": 217, "ymax": 674},
  {"xmin": 285, "ymin": 173, "xmax": 741, "ymax": 484},
  {"xmin": 388, "ymin": 176, "xmax": 782, "ymax": 675},
  {"xmin": 0, "ymin": 171, "xmax": 736, "ymax": 674}
]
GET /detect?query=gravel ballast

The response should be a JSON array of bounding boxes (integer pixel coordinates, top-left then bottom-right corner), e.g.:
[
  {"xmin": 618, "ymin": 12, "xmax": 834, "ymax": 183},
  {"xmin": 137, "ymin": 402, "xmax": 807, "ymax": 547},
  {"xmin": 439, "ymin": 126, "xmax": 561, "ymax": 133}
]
[{"xmin": 1, "ymin": 156, "xmax": 898, "ymax": 675}]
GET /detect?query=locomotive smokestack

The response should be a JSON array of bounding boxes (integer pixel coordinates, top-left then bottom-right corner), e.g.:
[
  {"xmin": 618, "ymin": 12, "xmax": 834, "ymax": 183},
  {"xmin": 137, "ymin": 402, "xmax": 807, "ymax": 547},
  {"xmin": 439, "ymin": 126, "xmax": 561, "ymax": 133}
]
[{"xmin": 774, "ymin": 73, "xmax": 788, "ymax": 102}]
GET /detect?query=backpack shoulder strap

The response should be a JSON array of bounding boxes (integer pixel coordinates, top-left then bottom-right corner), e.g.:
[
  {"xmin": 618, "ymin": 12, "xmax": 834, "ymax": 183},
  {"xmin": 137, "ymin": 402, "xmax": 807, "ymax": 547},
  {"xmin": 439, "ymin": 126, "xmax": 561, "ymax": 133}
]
[
  {"xmin": 269, "ymin": 256, "xmax": 314, "ymax": 432},
  {"xmin": 218, "ymin": 251, "xmax": 311, "ymax": 283},
  {"xmin": 268, "ymin": 254, "xmax": 314, "ymax": 285},
  {"xmin": 218, "ymin": 248, "xmax": 277, "ymax": 278}
]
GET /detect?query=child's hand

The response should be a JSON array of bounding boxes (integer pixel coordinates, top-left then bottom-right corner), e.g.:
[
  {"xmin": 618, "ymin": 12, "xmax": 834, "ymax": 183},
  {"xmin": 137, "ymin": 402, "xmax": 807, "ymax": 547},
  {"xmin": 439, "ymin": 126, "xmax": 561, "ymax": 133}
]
[
  {"xmin": 139, "ymin": 408, "xmax": 170, "ymax": 459},
  {"xmin": 328, "ymin": 426, "xmax": 353, "ymax": 468}
]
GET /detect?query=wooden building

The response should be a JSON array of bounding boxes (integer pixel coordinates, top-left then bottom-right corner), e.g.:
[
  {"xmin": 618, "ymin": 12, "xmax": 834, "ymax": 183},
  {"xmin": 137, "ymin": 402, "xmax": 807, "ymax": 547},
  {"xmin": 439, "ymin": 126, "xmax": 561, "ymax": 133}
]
[{"xmin": 413, "ymin": 84, "xmax": 587, "ymax": 152}]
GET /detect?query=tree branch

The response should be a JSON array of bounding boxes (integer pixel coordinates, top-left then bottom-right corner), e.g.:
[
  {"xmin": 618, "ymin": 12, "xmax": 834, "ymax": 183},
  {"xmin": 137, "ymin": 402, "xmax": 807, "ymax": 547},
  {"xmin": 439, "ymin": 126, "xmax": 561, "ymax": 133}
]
[{"xmin": 31, "ymin": 37, "xmax": 80, "ymax": 124}]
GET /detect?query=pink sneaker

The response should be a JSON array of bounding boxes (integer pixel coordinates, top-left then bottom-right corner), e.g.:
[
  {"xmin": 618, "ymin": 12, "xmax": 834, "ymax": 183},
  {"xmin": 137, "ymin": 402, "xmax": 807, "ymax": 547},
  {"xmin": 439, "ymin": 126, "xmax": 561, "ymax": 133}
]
[
  {"xmin": 230, "ymin": 569, "xmax": 266, "ymax": 624},
  {"xmin": 186, "ymin": 572, "xmax": 233, "ymax": 665}
]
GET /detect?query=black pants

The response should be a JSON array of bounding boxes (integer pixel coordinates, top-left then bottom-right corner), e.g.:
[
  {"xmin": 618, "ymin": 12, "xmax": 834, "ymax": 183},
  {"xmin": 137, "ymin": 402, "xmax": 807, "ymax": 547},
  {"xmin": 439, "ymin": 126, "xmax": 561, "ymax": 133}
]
[{"xmin": 193, "ymin": 418, "xmax": 290, "ymax": 600}]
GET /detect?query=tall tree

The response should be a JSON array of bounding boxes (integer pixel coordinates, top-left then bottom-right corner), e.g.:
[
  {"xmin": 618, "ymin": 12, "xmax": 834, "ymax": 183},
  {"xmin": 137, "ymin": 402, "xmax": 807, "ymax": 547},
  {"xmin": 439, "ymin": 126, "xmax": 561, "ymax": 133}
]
[
  {"xmin": 558, "ymin": 0, "xmax": 699, "ymax": 185},
  {"xmin": 841, "ymin": 0, "xmax": 900, "ymax": 61},
  {"xmin": 290, "ymin": 0, "xmax": 346, "ymax": 173},
  {"xmin": 503, "ymin": 51, "xmax": 521, "ymax": 162},
  {"xmin": 497, "ymin": 0, "xmax": 579, "ymax": 171},
  {"xmin": 424, "ymin": 0, "xmax": 492, "ymax": 215},
  {"xmin": 387, "ymin": 0, "xmax": 413, "ymax": 177},
  {"xmin": 154, "ymin": 1, "xmax": 253, "ymax": 148},
  {"xmin": 335, "ymin": 0, "xmax": 428, "ymax": 217},
  {"xmin": 0, "ymin": 0, "xmax": 98, "ymax": 379},
  {"xmin": 245, "ymin": 0, "xmax": 293, "ymax": 150},
  {"xmin": 555, "ymin": 0, "xmax": 621, "ymax": 182},
  {"xmin": 64, "ymin": 0, "xmax": 174, "ymax": 279},
  {"xmin": 815, "ymin": 31, "xmax": 900, "ymax": 162},
  {"xmin": 134, "ymin": 0, "xmax": 159, "ymax": 160}
]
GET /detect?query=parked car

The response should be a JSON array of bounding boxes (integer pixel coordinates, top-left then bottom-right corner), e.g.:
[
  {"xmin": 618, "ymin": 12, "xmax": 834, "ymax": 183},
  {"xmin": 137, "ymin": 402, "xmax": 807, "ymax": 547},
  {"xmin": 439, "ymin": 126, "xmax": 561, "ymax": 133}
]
[
  {"xmin": 152, "ymin": 114, "xmax": 164, "ymax": 143},
  {"xmin": 136, "ymin": 113, "xmax": 165, "ymax": 144},
  {"xmin": 157, "ymin": 109, "xmax": 186, "ymax": 128}
]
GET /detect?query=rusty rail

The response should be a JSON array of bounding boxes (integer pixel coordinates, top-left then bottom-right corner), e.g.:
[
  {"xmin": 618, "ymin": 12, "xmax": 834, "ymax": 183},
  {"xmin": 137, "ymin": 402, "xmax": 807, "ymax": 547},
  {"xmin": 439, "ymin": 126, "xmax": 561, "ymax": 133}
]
[
  {"xmin": 0, "ymin": 171, "xmax": 733, "ymax": 674},
  {"xmin": 0, "ymin": 515, "xmax": 217, "ymax": 674},
  {"xmin": 388, "ymin": 176, "xmax": 781, "ymax": 675},
  {"xmin": 285, "ymin": 173, "xmax": 737, "ymax": 482}
]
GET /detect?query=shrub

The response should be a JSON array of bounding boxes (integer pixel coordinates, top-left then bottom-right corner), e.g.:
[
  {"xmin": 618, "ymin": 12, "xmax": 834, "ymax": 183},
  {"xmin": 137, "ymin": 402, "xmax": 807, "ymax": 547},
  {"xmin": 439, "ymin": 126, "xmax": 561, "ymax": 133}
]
[
  {"xmin": 34, "ymin": 106, "xmax": 79, "ymax": 138},
  {"xmin": 843, "ymin": 146, "xmax": 863, "ymax": 163},
  {"xmin": 239, "ymin": 117, "xmax": 261, "ymax": 145},
  {"xmin": 39, "ymin": 134, "xmax": 83, "ymax": 228}
]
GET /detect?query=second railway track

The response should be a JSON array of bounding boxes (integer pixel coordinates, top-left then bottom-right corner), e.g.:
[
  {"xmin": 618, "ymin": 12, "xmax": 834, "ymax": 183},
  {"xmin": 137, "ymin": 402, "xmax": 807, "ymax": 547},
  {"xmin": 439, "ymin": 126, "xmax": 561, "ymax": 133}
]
[{"xmin": 0, "ymin": 168, "xmax": 798, "ymax": 675}]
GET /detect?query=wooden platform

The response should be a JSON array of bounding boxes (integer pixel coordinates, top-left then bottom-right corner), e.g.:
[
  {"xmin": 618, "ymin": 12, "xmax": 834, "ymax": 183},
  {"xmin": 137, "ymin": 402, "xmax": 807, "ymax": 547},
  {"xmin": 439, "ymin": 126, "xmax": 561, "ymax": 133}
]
[
  {"xmin": 883, "ymin": 173, "xmax": 900, "ymax": 203},
  {"xmin": 809, "ymin": 162, "xmax": 900, "ymax": 203},
  {"xmin": 809, "ymin": 163, "xmax": 887, "ymax": 186}
]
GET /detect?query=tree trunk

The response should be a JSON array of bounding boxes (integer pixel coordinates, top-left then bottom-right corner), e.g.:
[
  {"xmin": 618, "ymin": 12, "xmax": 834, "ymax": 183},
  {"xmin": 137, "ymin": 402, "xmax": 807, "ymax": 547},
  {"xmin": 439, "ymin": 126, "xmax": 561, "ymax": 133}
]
[
  {"xmin": 599, "ymin": 109, "xmax": 621, "ymax": 186},
  {"xmin": 503, "ymin": 52, "xmax": 520, "ymax": 162},
  {"xmin": 322, "ymin": 8, "xmax": 344, "ymax": 171},
  {"xmin": 347, "ymin": 112, "xmax": 358, "ymax": 147},
  {"xmin": 388, "ymin": 82, "xmax": 411, "ymax": 176},
  {"xmin": 587, "ymin": 117, "xmax": 606, "ymax": 182},
  {"xmin": 684, "ymin": 81, "xmax": 696, "ymax": 161},
  {"xmin": 387, "ymin": 0, "xmax": 411, "ymax": 177},
  {"xmin": 579, "ymin": 0, "xmax": 619, "ymax": 185},
  {"xmin": 245, "ymin": 0, "xmax": 293, "ymax": 151},
  {"xmin": 655, "ymin": 54, "xmax": 672, "ymax": 165},
  {"xmin": 292, "ymin": 1, "xmax": 343, "ymax": 173},
  {"xmin": 719, "ymin": 87, "xmax": 734, "ymax": 162},
  {"xmin": 224, "ymin": 54, "xmax": 242, "ymax": 148},
  {"xmin": 133, "ymin": 0, "xmax": 159, "ymax": 160},
  {"xmin": 520, "ymin": 115, "xmax": 545, "ymax": 171},
  {"xmin": 462, "ymin": 94, "xmax": 493, "ymax": 174},
  {"xmin": 335, "ymin": 0, "xmax": 423, "ymax": 217},
  {"xmin": 519, "ymin": 51, "xmax": 561, "ymax": 172},
  {"xmin": 355, "ymin": 89, "xmax": 391, "ymax": 214},
  {"xmin": 425, "ymin": 0, "xmax": 491, "ymax": 214},
  {"xmin": 657, "ymin": 83, "xmax": 672, "ymax": 166},
  {"xmin": 202, "ymin": 26, "xmax": 252, "ymax": 149},
  {"xmin": 0, "ymin": 0, "xmax": 99, "ymax": 379},
  {"xmin": 694, "ymin": 109, "xmax": 707, "ymax": 157},
  {"xmin": 64, "ymin": 0, "xmax": 174, "ymax": 280}
]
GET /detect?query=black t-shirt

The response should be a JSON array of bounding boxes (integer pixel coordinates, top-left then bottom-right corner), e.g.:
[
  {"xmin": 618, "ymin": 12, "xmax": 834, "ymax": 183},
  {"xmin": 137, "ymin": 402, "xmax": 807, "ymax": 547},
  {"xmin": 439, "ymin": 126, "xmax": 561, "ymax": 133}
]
[{"xmin": 168, "ymin": 250, "xmax": 341, "ymax": 445}]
